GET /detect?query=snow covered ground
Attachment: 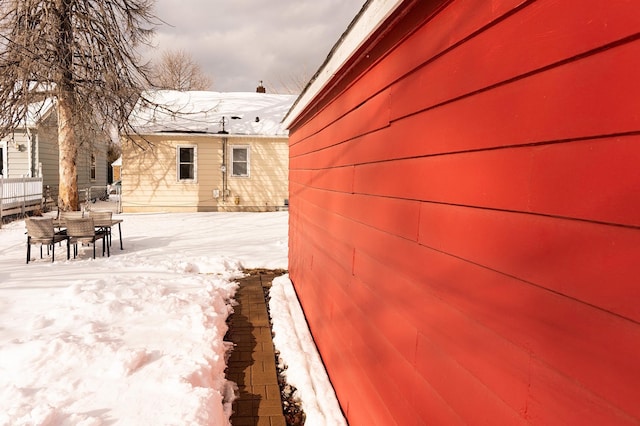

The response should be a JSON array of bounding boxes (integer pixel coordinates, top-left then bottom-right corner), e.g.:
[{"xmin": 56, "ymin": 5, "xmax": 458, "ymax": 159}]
[{"xmin": 0, "ymin": 209, "xmax": 344, "ymax": 425}]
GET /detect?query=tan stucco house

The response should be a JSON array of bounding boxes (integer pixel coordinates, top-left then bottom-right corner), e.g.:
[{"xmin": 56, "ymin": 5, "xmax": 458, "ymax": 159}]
[{"xmin": 122, "ymin": 90, "xmax": 296, "ymax": 212}]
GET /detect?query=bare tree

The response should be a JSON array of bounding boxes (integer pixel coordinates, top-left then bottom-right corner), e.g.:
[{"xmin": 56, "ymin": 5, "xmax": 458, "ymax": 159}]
[
  {"xmin": 266, "ymin": 64, "xmax": 313, "ymax": 95},
  {"xmin": 0, "ymin": 0, "xmax": 157, "ymax": 211},
  {"xmin": 149, "ymin": 49, "xmax": 212, "ymax": 91}
]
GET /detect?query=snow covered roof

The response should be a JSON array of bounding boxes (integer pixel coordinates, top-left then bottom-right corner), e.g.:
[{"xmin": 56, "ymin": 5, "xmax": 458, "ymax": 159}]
[
  {"xmin": 22, "ymin": 98, "xmax": 55, "ymax": 128},
  {"xmin": 282, "ymin": 0, "xmax": 403, "ymax": 128},
  {"xmin": 128, "ymin": 90, "xmax": 297, "ymax": 136}
]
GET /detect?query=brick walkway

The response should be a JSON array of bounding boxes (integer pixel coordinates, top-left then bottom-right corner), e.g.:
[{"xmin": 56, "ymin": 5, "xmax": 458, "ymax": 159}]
[{"xmin": 226, "ymin": 270, "xmax": 286, "ymax": 426}]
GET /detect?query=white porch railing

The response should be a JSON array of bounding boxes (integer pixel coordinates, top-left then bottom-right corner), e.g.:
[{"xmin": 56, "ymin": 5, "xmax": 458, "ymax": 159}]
[{"xmin": 0, "ymin": 177, "xmax": 43, "ymax": 226}]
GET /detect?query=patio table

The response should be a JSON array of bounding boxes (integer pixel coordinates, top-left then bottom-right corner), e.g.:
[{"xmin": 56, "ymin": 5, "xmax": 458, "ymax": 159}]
[
  {"xmin": 102, "ymin": 218, "xmax": 123, "ymax": 250},
  {"xmin": 54, "ymin": 217, "xmax": 124, "ymax": 250}
]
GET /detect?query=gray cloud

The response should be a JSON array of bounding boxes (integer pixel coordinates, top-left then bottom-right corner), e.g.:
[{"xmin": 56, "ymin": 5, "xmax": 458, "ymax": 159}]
[{"xmin": 145, "ymin": 0, "xmax": 365, "ymax": 93}]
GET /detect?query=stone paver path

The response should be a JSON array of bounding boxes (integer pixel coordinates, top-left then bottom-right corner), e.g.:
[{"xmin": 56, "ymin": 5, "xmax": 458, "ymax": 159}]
[{"xmin": 226, "ymin": 270, "xmax": 286, "ymax": 426}]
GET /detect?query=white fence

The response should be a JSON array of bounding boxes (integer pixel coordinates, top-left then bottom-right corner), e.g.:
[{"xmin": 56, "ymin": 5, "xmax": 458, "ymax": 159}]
[{"xmin": 0, "ymin": 177, "xmax": 43, "ymax": 225}]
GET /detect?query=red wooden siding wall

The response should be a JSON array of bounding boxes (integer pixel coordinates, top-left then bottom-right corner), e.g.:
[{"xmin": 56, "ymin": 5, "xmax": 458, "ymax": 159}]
[{"xmin": 287, "ymin": 0, "xmax": 640, "ymax": 424}]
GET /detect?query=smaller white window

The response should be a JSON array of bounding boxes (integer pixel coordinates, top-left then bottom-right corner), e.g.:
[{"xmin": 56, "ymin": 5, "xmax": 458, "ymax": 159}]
[
  {"xmin": 231, "ymin": 146, "xmax": 249, "ymax": 177},
  {"xmin": 177, "ymin": 145, "xmax": 197, "ymax": 181}
]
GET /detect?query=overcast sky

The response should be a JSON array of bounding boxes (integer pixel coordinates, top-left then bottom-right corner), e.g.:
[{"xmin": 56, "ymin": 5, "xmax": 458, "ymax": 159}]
[{"xmin": 146, "ymin": 0, "xmax": 365, "ymax": 94}]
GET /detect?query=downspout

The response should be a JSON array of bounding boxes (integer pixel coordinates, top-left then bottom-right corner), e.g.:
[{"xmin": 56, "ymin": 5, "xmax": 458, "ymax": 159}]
[
  {"xmin": 30, "ymin": 130, "xmax": 38, "ymax": 178},
  {"xmin": 222, "ymin": 136, "xmax": 227, "ymax": 202}
]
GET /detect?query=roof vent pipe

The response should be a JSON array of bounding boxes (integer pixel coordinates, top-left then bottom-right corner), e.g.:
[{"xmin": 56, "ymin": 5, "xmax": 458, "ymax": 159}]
[{"xmin": 256, "ymin": 80, "xmax": 266, "ymax": 93}]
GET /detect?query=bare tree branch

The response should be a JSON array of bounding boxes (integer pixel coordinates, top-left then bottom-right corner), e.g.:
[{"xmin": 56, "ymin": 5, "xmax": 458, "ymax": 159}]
[
  {"xmin": 265, "ymin": 64, "xmax": 312, "ymax": 95},
  {"xmin": 0, "ymin": 0, "xmax": 160, "ymax": 210},
  {"xmin": 149, "ymin": 49, "xmax": 213, "ymax": 91}
]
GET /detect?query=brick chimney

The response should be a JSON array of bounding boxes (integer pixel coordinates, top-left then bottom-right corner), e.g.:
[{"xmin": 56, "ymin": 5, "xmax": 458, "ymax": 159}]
[{"xmin": 256, "ymin": 80, "xmax": 266, "ymax": 93}]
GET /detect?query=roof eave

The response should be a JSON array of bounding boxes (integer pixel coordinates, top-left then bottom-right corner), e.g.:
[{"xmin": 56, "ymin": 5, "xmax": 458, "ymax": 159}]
[
  {"xmin": 126, "ymin": 131, "xmax": 288, "ymax": 139},
  {"xmin": 282, "ymin": 0, "xmax": 404, "ymax": 129}
]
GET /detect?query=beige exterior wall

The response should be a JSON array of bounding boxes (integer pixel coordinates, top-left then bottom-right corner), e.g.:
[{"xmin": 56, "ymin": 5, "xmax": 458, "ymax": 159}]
[
  {"xmin": 122, "ymin": 134, "xmax": 288, "ymax": 213},
  {"xmin": 225, "ymin": 137, "xmax": 289, "ymax": 210}
]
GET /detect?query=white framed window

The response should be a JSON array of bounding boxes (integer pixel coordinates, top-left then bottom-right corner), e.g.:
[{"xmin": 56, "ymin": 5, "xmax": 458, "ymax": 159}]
[
  {"xmin": 231, "ymin": 145, "xmax": 249, "ymax": 177},
  {"xmin": 0, "ymin": 141, "xmax": 5, "ymax": 177},
  {"xmin": 177, "ymin": 145, "xmax": 197, "ymax": 181}
]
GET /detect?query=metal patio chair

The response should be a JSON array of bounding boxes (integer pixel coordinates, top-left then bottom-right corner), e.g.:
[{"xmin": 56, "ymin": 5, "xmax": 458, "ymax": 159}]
[
  {"xmin": 59, "ymin": 210, "xmax": 84, "ymax": 220},
  {"xmin": 25, "ymin": 217, "xmax": 69, "ymax": 264},
  {"xmin": 65, "ymin": 217, "xmax": 109, "ymax": 259},
  {"xmin": 54, "ymin": 210, "xmax": 84, "ymax": 231},
  {"xmin": 88, "ymin": 210, "xmax": 113, "ymax": 246}
]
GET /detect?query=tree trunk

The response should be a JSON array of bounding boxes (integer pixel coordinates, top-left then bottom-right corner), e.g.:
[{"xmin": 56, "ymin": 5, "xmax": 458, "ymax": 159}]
[
  {"xmin": 56, "ymin": 0, "xmax": 79, "ymax": 212},
  {"xmin": 58, "ymin": 94, "xmax": 79, "ymax": 211}
]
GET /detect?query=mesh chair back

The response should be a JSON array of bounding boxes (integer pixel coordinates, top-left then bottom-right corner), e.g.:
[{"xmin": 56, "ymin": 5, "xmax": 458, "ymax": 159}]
[
  {"xmin": 25, "ymin": 217, "xmax": 68, "ymax": 263},
  {"xmin": 88, "ymin": 211, "xmax": 112, "ymax": 226},
  {"xmin": 59, "ymin": 211, "xmax": 84, "ymax": 223},
  {"xmin": 65, "ymin": 218, "xmax": 96, "ymax": 241},
  {"xmin": 26, "ymin": 218, "xmax": 55, "ymax": 242}
]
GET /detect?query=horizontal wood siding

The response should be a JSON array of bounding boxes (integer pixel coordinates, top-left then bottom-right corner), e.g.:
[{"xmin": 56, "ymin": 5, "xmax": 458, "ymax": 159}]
[
  {"xmin": 2, "ymin": 132, "xmax": 30, "ymax": 177},
  {"xmin": 288, "ymin": 1, "xmax": 640, "ymax": 424},
  {"xmin": 36, "ymin": 114, "xmax": 60, "ymax": 189},
  {"xmin": 122, "ymin": 135, "xmax": 219, "ymax": 212},
  {"xmin": 1, "ymin": 110, "xmax": 109, "ymax": 199},
  {"xmin": 227, "ymin": 138, "xmax": 289, "ymax": 208},
  {"xmin": 77, "ymin": 139, "xmax": 108, "ymax": 189},
  {"xmin": 122, "ymin": 136, "xmax": 288, "ymax": 212}
]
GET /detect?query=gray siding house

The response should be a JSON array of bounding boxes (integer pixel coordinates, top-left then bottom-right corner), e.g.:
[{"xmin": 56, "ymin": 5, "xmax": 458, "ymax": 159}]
[{"xmin": 1, "ymin": 99, "xmax": 109, "ymax": 202}]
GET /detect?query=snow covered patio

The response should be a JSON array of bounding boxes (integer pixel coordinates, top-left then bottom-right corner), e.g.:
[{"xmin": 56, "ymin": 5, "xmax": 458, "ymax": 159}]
[{"xmin": 0, "ymin": 210, "xmax": 344, "ymax": 425}]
